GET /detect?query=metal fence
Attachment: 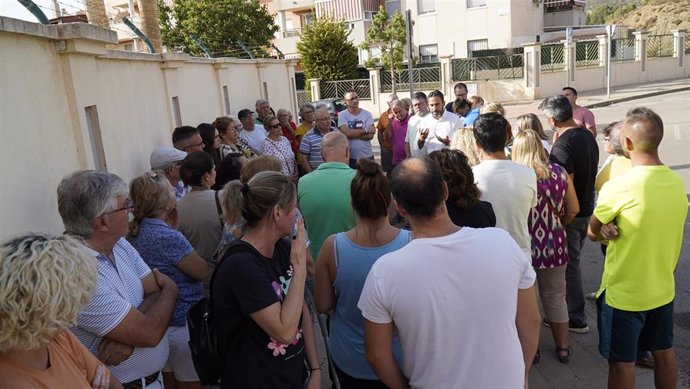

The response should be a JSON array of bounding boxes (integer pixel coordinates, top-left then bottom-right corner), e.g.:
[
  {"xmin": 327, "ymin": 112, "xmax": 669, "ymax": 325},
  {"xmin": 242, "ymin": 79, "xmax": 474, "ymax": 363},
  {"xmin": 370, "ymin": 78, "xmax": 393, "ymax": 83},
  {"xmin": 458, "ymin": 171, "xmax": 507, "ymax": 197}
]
[
  {"xmin": 320, "ymin": 79, "xmax": 371, "ymax": 100},
  {"xmin": 575, "ymin": 40, "xmax": 599, "ymax": 68},
  {"xmin": 541, "ymin": 44, "xmax": 565, "ymax": 72},
  {"xmin": 647, "ymin": 34, "xmax": 674, "ymax": 58},
  {"xmin": 611, "ymin": 38, "xmax": 636, "ymax": 62},
  {"xmin": 686, "ymin": 34, "xmax": 690, "ymax": 55},
  {"xmin": 296, "ymin": 90, "xmax": 310, "ymax": 107},
  {"xmin": 380, "ymin": 66, "xmax": 442, "ymax": 92},
  {"xmin": 451, "ymin": 54, "xmax": 523, "ymax": 81}
]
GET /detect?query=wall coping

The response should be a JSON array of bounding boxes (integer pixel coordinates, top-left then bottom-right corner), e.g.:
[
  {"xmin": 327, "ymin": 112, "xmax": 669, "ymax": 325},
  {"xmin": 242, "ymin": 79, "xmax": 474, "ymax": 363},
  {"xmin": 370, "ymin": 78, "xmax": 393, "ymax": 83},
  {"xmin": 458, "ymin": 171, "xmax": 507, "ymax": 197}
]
[{"xmin": 0, "ymin": 16, "xmax": 117, "ymax": 44}]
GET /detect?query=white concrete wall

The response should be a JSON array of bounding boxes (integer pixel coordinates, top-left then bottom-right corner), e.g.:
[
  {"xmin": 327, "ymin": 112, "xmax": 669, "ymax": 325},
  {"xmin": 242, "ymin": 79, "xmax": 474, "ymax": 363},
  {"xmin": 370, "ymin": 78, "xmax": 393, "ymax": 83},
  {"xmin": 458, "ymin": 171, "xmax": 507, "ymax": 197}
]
[{"xmin": 0, "ymin": 17, "xmax": 298, "ymax": 241}]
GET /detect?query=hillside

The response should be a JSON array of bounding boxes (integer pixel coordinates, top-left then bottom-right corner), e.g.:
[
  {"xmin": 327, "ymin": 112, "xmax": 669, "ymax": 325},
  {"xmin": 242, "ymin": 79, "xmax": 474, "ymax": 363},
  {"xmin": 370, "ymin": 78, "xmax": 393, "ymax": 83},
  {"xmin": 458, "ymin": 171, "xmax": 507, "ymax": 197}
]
[{"xmin": 588, "ymin": 0, "xmax": 690, "ymax": 34}]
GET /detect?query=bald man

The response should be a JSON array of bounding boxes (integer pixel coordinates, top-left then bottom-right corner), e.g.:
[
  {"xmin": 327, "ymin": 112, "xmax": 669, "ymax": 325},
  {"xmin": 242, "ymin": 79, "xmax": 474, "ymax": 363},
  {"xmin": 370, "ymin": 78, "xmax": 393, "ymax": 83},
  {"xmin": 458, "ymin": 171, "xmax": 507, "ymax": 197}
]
[
  {"xmin": 587, "ymin": 107, "xmax": 686, "ymax": 389},
  {"xmin": 298, "ymin": 132, "xmax": 356, "ymax": 259}
]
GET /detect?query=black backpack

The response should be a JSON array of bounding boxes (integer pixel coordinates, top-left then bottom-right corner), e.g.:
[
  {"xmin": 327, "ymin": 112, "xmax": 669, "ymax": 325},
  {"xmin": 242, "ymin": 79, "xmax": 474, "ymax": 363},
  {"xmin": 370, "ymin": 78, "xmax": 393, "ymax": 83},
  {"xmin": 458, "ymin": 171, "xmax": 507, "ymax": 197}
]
[{"xmin": 187, "ymin": 241, "xmax": 252, "ymax": 384}]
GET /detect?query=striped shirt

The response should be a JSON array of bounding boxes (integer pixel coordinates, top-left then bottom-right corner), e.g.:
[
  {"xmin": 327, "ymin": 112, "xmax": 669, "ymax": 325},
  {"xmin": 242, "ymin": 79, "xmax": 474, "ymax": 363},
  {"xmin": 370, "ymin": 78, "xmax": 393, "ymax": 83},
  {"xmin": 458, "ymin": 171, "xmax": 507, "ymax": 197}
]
[
  {"xmin": 71, "ymin": 238, "xmax": 168, "ymax": 383},
  {"xmin": 299, "ymin": 127, "xmax": 336, "ymax": 170}
]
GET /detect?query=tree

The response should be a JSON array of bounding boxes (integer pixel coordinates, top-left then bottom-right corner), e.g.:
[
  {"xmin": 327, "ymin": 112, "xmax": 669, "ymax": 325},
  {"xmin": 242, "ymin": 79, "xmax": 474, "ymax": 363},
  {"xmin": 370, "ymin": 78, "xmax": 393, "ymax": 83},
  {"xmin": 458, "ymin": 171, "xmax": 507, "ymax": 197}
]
[
  {"xmin": 297, "ymin": 18, "xmax": 358, "ymax": 81},
  {"xmin": 158, "ymin": 0, "xmax": 279, "ymax": 58},
  {"xmin": 138, "ymin": 0, "xmax": 162, "ymax": 53},
  {"xmin": 85, "ymin": 0, "xmax": 108, "ymax": 29},
  {"xmin": 361, "ymin": 6, "xmax": 406, "ymax": 93}
]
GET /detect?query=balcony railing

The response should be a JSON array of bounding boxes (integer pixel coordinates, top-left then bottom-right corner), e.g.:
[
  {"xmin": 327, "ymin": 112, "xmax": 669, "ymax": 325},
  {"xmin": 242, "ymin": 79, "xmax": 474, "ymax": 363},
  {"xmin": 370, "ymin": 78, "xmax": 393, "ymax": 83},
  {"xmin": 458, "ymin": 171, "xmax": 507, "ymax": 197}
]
[{"xmin": 281, "ymin": 28, "xmax": 303, "ymax": 38}]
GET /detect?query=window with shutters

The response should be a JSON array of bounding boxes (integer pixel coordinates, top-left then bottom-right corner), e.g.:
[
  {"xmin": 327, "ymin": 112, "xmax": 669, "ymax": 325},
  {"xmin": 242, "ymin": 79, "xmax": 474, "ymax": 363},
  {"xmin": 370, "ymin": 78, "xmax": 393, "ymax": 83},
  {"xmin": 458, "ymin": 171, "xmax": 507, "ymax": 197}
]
[
  {"xmin": 467, "ymin": 39, "xmax": 489, "ymax": 56},
  {"xmin": 419, "ymin": 44, "xmax": 439, "ymax": 63},
  {"xmin": 417, "ymin": 0, "xmax": 435, "ymax": 14},
  {"xmin": 467, "ymin": 0, "xmax": 488, "ymax": 8}
]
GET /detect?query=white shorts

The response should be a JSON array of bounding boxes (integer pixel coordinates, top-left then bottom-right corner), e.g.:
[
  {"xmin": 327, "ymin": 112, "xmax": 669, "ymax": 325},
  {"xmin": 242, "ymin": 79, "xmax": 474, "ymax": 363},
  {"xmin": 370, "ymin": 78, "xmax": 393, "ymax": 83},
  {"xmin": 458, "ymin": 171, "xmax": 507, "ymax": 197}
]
[{"xmin": 162, "ymin": 324, "xmax": 200, "ymax": 382}]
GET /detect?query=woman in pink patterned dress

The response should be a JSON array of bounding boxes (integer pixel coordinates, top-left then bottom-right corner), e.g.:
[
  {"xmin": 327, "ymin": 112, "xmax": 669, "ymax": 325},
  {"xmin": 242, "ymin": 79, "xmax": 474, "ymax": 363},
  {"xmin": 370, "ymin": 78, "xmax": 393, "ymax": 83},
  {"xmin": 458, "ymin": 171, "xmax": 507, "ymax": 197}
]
[
  {"xmin": 512, "ymin": 129, "xmax": 580, "ymax": 364},
  {"xmin": 260, "ymin": 115, "xmax": 298, "ymax": 181}
]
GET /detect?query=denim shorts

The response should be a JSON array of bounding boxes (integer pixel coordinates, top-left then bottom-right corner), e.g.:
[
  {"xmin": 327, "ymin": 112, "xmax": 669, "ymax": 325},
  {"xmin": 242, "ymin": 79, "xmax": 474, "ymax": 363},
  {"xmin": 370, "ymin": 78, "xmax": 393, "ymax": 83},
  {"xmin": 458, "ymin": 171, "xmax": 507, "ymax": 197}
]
[{"xmin": 597, "ymin": 291, "xmax": 674, "ymax": 362}]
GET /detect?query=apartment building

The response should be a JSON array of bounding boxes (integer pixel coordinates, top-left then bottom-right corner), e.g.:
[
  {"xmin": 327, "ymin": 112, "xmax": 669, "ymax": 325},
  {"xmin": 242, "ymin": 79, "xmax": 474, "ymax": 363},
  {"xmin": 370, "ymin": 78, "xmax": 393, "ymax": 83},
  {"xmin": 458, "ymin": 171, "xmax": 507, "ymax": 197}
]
[{"xmin": 271, "ymin": 0, "xmax": 585, "ymax": 63}]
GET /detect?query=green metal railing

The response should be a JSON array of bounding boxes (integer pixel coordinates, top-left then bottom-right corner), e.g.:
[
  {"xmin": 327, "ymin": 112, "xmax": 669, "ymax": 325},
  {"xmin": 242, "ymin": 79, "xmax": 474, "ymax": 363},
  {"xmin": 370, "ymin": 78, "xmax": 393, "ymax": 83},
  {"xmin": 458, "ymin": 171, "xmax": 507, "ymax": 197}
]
[
  {"xmin": 575, "ymin": 40, "xmax": 599, "ymax": 68},
  {"xmin": 320, "ymin": 79, "xmax": 371, "ymax": 100},
  {"xmin": 611, "ymin": 38, "xmax": 635, "ymax": 62},
  {"xmin": 380, "ymin": 66, "xmax": 442, "ymax": 92},
  {"xmin": 451, "ymin": 54, "xmax": 523, "ymax": 81},
  {"xmin": 647, "ymin": 34, "xmax": 674, "ymax": 58},
  {"xmin": 541, "ymin": 44, "xmax": 565, "ymax": 72}
]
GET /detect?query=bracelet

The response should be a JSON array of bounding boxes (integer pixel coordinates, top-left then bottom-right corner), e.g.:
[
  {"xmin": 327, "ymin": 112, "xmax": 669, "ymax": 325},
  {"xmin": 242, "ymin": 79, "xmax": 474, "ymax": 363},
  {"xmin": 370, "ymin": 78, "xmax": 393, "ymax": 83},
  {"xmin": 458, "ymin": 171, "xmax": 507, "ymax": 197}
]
[{"xmin": 308, "ymin": 367, "xmax": 321, "ymax": 371}]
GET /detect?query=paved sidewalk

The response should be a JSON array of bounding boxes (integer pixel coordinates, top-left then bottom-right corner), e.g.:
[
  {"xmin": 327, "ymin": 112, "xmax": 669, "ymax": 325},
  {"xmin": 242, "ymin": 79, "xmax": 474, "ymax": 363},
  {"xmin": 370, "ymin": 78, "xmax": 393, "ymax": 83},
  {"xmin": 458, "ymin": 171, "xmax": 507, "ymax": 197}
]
[
  {"xmin": 528, "ymin": 294, "xmax": 688, "ymax": 389},
  {"xmin": 502, "ymin": 78, "xmax": 690, "ymax": 120}
]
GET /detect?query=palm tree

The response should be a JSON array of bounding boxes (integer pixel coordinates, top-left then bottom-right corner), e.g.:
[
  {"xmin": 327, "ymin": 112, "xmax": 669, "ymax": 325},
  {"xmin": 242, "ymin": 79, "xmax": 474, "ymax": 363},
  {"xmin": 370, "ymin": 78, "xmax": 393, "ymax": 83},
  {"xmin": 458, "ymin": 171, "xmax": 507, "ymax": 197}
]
[
  {"xmin": 85, "ymin": 0, "xmax": 108, "ymax": 29},
  {"xmin": 138, "ymin": 0, "xmax": 163, "ymax": 53}
]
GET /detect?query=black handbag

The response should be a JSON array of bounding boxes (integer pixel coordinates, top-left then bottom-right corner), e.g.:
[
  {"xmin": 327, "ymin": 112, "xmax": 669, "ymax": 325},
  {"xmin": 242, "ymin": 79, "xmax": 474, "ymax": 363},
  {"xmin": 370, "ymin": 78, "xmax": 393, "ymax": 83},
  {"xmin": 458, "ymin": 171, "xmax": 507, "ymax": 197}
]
[{"xmin": 187, "ymin": 241, "xmax": 252, "ymax": 384}]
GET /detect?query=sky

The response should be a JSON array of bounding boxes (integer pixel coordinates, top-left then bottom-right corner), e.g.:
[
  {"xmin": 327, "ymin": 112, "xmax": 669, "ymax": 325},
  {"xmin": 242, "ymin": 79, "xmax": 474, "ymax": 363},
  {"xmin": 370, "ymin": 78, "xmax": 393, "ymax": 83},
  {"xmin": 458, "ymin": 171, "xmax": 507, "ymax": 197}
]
[{"xmin": 0, "ymin": 0, "xmax": 86, "ymax": 22}]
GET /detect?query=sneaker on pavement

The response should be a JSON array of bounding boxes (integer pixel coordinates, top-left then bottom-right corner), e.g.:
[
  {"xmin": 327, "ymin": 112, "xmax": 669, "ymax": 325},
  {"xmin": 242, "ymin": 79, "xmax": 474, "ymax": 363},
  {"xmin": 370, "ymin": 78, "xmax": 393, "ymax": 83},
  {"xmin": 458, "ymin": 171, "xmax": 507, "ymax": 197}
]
[
  {"xmin": 543, "ymin": 319, "xmax": 590, "ymax": 334},
  {"xmin": 586, "ymin": 291, "xmax": 597, "ymax": 300},
  {"xmin": 568, "ymin": 321, "xmax": 590, "ymax": 334}
]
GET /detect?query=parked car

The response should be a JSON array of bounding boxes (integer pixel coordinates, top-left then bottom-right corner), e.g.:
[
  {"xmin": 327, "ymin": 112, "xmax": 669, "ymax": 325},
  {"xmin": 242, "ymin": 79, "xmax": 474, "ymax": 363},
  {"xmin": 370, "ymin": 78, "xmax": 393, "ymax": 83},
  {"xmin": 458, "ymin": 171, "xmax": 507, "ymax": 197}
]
[{"xmin": 312, "ymin": 98, "xmax": 346, "ymax": 128}]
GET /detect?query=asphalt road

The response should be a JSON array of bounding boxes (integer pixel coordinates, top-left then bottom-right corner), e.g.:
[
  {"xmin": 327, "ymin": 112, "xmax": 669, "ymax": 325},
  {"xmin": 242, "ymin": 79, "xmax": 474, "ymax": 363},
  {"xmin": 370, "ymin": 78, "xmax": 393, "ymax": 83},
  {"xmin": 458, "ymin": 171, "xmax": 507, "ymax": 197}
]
[{"xmin": 584, "ymin": 90, "xmax": 690, "ymax": 386}]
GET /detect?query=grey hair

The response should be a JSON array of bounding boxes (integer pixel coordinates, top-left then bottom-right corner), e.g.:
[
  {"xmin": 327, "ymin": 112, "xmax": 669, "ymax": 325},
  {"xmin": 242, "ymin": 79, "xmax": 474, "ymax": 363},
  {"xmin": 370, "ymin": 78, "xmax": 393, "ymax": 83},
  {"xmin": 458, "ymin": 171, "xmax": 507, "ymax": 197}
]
[
  {"xmin": 57, "ymin": 170, "xmax": 128, "ymax": 238},
  {"xmin": 277, "ymin": 108, "xmax": 290, "ymax": 117},
  {"xmin": 299, "ymin": 103, "xmax": 315, "ymax": 119},
  {"xmin": 538, "ymin": 95, "xmax": 573, "ymax": 123},
  {"xmin": 255, "ymin": 99, "xmax": 269, "ymax": 109}
]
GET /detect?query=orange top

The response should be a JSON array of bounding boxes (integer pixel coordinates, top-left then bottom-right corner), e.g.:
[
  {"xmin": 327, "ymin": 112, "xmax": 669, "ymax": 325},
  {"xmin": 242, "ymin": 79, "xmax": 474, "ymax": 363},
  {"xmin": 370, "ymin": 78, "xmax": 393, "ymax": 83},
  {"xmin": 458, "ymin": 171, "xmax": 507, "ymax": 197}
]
[
  {"xmin": 0, "ymin": 330, "xmax": 104, "ymax": 388},
  {"xmin": 377, "ymin": 110, "xmax": 393, "ymax": 150}
]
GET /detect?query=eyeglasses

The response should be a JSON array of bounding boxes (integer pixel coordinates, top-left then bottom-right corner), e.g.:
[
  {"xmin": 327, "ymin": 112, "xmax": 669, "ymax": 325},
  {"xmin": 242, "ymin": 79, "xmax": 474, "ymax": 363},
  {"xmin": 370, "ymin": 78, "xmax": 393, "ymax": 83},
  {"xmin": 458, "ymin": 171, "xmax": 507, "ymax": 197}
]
[
  {"xmin": 269, "ymin": 124, "xmax": 281, "ymax": 129},
  {"xmin": 104, "ymin": 199, "xmax": 134, "ymax": 215},
  {"xmin": 187, "ymin": 141, "xmax": 205, "ymax": 150}
]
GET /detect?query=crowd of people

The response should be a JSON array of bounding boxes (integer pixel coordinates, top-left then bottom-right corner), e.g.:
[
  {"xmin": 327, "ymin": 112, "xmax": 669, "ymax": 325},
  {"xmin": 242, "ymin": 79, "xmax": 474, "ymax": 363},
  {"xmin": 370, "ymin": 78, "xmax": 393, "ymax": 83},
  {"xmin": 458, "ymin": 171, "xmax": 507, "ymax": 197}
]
[{"xmin": 0, "ymin": 86, "xmax": 686, "ymax": 389}]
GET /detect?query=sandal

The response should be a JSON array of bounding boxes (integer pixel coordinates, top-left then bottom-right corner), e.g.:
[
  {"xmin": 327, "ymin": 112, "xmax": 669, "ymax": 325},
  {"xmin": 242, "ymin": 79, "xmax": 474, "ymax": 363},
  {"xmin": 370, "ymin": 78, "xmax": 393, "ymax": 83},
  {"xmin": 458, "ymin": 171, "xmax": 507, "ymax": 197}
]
[
  {"xmin": 533, "ymin": 349, "xmax": 540, "ymax": 365},
  {"xmin": 556, "ymin": 346, "xmax": 572, "ymax": 364}
]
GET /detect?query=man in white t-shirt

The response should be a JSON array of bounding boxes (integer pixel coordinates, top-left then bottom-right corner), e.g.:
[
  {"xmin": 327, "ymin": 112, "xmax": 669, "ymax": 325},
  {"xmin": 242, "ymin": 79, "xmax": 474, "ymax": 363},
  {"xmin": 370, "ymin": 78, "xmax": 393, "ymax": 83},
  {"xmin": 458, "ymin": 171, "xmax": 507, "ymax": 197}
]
[
  {"xmin": 405, "ymin": 91, "xmax": 431, "ymax": 158},
  {"xmin": 338, "ymin": 90, "xmax": 376, "ymax": 168},
  {"xmin": 238, "ymin": 108, "xmax": 268, "ymax": 154},
  {"xmin": 416, "ymin": 90, "xmax": 463, "ymax": 154},
  {"xmin": 472, "ymin": 112, "xmax": 537, "ymax": 258},
  {"xmin": 358, "ymin": 158, "xmax": 540, "ymax": 389}
]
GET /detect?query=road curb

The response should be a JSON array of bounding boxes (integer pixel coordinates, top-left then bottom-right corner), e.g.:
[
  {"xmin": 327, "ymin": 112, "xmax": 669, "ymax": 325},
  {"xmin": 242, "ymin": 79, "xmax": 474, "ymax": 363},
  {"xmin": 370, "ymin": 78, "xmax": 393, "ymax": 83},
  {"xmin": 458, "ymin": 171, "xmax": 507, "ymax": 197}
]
[{"xmin": 583, "ymin": 86, "xmax": 690, "ymax": 109}]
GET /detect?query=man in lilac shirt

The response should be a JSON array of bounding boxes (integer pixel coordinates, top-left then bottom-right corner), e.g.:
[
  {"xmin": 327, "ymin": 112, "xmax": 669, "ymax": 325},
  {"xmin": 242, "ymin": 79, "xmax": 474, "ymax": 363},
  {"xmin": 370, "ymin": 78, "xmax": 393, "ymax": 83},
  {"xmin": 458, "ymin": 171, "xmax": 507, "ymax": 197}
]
[{"xmin": 563, "ymin": 87, "xmax": 597, "ymax": 137}]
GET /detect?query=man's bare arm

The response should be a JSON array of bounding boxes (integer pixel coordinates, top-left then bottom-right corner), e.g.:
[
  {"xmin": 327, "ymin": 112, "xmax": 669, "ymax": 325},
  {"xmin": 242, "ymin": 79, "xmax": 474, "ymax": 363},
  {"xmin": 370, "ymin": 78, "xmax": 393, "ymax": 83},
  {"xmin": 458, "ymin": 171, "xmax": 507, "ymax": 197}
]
[
  {"xmin": 104, "ymin": 269, "xmax": 178, "ymax": 347},
  {"xmin": 516, "ymin": 285, "xmax": 540, "ymax": 383},
  {"xmin": 364, "ymin": 320, "xmax": 409, "ymax": 389}
]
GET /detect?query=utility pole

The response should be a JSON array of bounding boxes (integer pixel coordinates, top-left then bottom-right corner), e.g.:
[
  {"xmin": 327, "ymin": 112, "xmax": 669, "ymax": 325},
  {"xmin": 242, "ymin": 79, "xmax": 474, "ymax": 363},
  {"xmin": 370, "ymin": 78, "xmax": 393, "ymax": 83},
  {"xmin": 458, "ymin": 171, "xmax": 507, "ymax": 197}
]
[
  {"xmin": 405, "ymin": 10, "xmax": 414, "ymax": 99},
  {"xmin": 606, "ymin": 24, "xmax": 616, "ymax": 98},
  {"xmin": 51, "ymin": 0, "xmax": 61, "ymax": 18}
]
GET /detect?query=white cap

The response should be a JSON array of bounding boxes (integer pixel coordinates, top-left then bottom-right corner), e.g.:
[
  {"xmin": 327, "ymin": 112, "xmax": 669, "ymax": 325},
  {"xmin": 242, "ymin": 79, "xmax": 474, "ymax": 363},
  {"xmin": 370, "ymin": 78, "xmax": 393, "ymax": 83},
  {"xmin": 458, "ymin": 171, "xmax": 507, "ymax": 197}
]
[{"xmin": 150, "ymin": 146, "xmax": 187, "ymax": 170}]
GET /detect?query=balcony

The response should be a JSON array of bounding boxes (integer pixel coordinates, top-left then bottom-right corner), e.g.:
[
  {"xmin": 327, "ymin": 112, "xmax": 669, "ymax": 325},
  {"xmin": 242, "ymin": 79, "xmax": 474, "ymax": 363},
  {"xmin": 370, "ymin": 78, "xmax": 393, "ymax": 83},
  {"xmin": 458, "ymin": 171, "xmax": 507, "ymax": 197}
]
[
  {"xmin": 282, "ymin": 28, "xmax": 304, "ymax": 38},
  {"xmin": 544, "ymin": 0, "xmax": 586, "ymax": 8},
  {"xmin": 274, "ymin": 0, "xmax": 315, "ymax": 11},
  {"xmin": 315, "ymin": 0, "xmax": 379, "ymax": 22}
]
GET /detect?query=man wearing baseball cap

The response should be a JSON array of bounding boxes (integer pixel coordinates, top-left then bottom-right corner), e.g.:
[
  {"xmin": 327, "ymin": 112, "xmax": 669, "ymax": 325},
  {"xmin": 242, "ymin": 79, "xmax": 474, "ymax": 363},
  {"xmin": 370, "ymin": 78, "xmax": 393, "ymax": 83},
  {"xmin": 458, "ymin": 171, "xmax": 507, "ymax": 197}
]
[{"xmin": 150, "ymin": 146, "xmax": 188, "ymax": 200}]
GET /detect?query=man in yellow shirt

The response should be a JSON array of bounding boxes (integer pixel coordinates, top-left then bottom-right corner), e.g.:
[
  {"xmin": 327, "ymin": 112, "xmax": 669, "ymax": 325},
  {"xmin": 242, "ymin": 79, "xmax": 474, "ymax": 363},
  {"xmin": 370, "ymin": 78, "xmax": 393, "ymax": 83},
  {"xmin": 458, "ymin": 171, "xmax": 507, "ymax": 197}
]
[{"xmin": 588, "ymin": 107, "xmax": 687, "ymax": 389}]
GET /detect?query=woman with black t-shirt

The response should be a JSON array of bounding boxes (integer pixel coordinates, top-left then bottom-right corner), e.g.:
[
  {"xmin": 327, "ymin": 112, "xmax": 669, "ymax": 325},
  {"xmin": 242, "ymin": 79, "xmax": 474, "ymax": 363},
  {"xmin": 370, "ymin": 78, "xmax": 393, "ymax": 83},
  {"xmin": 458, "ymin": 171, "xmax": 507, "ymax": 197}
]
[
  {"xmin": 428, "ymin": 149, "xmax": 496, "ymax": 228},
  {"xmin": 211, "ymin": 171, "xmax": 320, "ymax": 389}
]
